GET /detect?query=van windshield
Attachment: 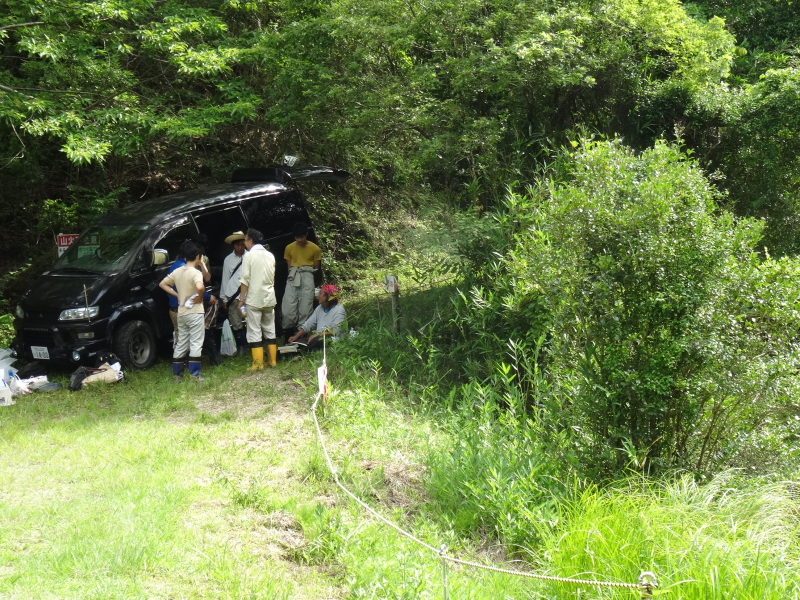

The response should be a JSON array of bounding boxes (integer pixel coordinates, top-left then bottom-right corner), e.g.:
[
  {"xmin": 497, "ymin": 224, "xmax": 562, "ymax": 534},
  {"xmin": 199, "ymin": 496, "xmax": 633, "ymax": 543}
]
[{"xmin": 53, "ymin": 224, "xmax": 149, "ymax": 274}]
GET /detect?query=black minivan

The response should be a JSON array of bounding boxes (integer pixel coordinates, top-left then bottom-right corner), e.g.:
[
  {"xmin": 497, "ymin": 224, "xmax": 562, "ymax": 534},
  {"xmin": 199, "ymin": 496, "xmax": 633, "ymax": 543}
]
[{"xmin": 12, "ymin": 165, "xmax": 348, "ymax": 369}]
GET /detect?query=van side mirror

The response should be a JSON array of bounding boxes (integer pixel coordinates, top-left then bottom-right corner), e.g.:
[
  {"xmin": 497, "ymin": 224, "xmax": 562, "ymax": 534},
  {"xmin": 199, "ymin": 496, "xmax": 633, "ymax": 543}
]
[{"xmin": 151, "ymin": 249, "xmax": 169, "ymax": 266}]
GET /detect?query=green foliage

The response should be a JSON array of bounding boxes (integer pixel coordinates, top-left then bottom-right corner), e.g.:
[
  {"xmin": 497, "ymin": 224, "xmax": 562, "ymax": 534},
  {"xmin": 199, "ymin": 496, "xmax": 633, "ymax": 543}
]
[
  {"xmin": 293, "ymin": 503, "xmax": 347, "ymax": 566},
  {"xmin": 0, "ymin": 0, "xmax": 262, "ymax": 162},
  {"xmin": 537, "ymin": 474, "xmax": 800, "ymax": 599},
  {"xmin": 430, "ymin": 139, "xmax": 800, "ymax": 478},
  {"xmin": 0, "ymin": 261, "xmax": 32, "ymax": 314},
  {"xmin": 689, "ymin": 0, "xmax": 800, "ymax": 60},
  {"xmin": 712, "ymin": 67, "xmax": 800, "ymax": 255},
  {"xmin": 427, "ymin": 389, "xmax": 570, "ymax": 548},
  {"xmin": 36, "ymin": 185, "xmax": 128, "ymax": 235},
  {"xmin": 429, "ymin": 397, "xmax": 800, "ymax": 598},
  {"xmin": 0, "ymin": 313, "xmax": 14, "ymax": 348},
  {"xmin": 1, "ymin": 0, "xmax": 739, "ymax": 183}
]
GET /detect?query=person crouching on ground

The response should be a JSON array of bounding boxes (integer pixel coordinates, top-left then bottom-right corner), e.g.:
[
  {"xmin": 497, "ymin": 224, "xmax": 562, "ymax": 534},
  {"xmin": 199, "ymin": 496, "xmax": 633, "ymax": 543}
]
[
  {"xmin": 237, "ymin": 228, "xmax": 278, "ymax": 370},
  {"xmin": 159, "ymin": 240, "xmax": 207, "ymax": 381},
  {"xmin": 287, "ymin": 284, "xmax": 346, "ymax": 352}
]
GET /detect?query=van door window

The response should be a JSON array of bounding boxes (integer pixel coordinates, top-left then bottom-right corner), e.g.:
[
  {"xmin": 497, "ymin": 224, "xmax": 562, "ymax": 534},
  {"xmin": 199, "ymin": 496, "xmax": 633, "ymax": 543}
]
[
  {"xmin": 154, "ymin": 221, "xmax": 196, "ymax": 263},
  {"xmin": 192, "ymin": 206, "xmax": 247, "ymax": 267}
]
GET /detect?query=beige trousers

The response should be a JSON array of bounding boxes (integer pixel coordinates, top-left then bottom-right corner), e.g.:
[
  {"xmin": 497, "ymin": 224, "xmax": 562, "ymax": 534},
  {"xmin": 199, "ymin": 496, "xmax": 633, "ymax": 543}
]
[{"xmin": 245, "ymin": 305, "xmax": 276, "ymax": 344}]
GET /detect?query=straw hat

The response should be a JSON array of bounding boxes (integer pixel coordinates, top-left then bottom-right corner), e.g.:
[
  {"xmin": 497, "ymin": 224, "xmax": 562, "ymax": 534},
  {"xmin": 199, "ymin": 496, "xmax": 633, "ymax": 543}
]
[{"xmin": 224, "ymin": 231, "xmax": 246, "ymax": 244}]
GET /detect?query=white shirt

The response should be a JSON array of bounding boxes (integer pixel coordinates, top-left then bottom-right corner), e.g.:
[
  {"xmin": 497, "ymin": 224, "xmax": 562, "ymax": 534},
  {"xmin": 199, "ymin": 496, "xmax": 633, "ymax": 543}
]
[
  {"xmin": 300, "ymin": 303, "xmax": 347, "ymax": 337},
  {"xmin": 220, "ymin": 250, "xmax": 245, "ymax": 303}
]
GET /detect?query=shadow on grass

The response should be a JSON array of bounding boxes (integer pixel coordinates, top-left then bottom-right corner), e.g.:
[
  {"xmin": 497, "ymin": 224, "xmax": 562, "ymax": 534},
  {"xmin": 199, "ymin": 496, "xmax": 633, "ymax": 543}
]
[{"xmin": 0, "ymin": 351, "xmax": 318, "ymax": 436}]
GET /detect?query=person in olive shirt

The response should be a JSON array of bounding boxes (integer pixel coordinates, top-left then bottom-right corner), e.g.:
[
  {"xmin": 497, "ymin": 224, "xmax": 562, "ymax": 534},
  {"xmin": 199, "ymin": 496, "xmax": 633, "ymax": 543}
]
[
  {"xmin": 281, "ymin": 222, "xmax": 321, "ymax": 337},
  {"xmin": 237, "ymin": 229, "xmax": 278, "ymax": 369},
  {"xmin": 159, "ymin": 241, "xmax": 207, "ymax": 381}
]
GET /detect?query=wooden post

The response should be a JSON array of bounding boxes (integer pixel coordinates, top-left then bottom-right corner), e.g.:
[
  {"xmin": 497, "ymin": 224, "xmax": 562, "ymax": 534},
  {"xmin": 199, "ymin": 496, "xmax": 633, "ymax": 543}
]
[{"xmin": 385, "ymin": 275, "xmax": 399, "ymax": 332}]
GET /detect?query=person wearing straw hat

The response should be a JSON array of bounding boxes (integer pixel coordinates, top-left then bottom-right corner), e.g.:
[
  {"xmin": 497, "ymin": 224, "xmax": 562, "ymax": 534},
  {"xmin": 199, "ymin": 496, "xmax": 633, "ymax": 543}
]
[
  {"xmin": 220, "ymin": 231, "xmax": 248, "ymax": 355},
  {"xmin": 287, "ymin": 284, "xmax": 346, "ymax": 352}
]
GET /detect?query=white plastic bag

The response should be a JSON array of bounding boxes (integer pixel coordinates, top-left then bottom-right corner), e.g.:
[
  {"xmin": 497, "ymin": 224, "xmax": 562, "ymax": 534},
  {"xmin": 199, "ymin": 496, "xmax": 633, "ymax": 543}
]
[
  {"xmin": 0, "ymin": 377, "xmax": 15, "ymax": 406},
  {"xmin": 24, "ymin": 375, "xmax": 49, "ymax": 391},
  {"xmin": 220, "ymin": 319, "xmax": 237, "ymax": 356},
  {"xmin": 0, "ymin": 348, "xmax": 17, "ymax": 378},
  {"xmin": 9, "ymin": 372, "xmax": 32, "ymax": 397}
]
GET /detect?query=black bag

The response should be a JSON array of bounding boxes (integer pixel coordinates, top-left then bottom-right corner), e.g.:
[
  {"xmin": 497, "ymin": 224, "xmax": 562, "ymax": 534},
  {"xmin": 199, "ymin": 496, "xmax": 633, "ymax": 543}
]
[
  {"xmin": 68, "ymin": 366, "xmax": 103, "ymax": 391},
  {"xmin": 16, "ymin": 360, "xmax": 47, "ymax": 379}
]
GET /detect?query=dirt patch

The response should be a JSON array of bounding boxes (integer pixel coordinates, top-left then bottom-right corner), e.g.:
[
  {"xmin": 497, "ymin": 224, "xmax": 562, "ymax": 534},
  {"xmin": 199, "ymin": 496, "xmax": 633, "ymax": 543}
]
[
  {"xmin": 192, "ymin": 370, "xmax": 309, "ymax": 420},
  {"xmin": 360, "ymin": 458, "xmax": 428, "ymax": 509}
]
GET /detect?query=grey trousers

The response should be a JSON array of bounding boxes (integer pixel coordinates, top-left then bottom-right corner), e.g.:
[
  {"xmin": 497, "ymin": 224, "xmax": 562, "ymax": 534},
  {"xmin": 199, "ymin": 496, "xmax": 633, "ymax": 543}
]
[{"xmin": 281, "ymin": 267, "xmax": 315, "ymax": 329}]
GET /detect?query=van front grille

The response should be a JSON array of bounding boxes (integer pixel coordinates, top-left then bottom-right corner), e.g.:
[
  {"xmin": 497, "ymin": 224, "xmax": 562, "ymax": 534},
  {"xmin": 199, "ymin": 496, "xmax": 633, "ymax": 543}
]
[{"xmin": 21, "ymin": 328, "xmax": 56, "ymax": 347}]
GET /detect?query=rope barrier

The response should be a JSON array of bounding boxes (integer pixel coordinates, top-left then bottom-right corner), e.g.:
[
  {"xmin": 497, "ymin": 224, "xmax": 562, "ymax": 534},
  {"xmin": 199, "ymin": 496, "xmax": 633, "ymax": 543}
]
[{"xmin": 309, "ymin": 340, "xmax": 659, "ymax": 597}]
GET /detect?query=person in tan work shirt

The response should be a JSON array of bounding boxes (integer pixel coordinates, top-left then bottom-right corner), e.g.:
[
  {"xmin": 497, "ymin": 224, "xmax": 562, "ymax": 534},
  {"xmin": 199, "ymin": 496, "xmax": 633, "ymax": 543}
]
[
  {"xmin": 281, "ymin": 222, "xmax": 321, "ymax": 338},
  {"xmin": 238, "ymin": 228, "xmax": 278, "ymax": 369},
  {"xmin": 159, "ymin": 240, "xmax": 208, "ymax": 382}
]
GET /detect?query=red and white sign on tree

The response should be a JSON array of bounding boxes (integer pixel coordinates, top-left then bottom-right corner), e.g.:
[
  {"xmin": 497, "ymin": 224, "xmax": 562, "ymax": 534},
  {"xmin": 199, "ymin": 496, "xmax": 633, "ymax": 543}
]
[{"xmin": 57, "ymin": 233, "xmax": 80, "ymax": 256}]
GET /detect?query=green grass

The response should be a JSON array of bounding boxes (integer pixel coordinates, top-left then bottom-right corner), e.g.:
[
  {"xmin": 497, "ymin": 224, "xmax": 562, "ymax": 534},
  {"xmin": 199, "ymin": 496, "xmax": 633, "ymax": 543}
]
[
  {"xmin": 1, "ymin": 327, "xmax": 799, "ymax": 599},
  {"xmin": 424, "ymin": 391, "xmax": 800, "ymax": 599},
  {"xmin": 0, "ymin": 357, "xmax": 338, "ymax": 599},
  {"xmin": 536, "ymin": 476, "xmax": 800, "ymax": 600}
]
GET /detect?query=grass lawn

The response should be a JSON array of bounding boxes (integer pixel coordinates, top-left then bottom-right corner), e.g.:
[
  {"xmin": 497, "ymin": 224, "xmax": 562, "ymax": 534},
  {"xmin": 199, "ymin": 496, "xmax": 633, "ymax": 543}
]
[
  {"xmin": 1, "ymin": 355, "xmax": 344, "ymax": 600},
  {"xmin": 4, "ymin": 345, "xmax": 796, "ymax": 600}
]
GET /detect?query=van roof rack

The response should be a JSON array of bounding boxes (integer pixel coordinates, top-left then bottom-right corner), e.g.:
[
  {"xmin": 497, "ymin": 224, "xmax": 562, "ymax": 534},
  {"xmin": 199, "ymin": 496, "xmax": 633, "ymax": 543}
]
[{"xmin": 231, "ymin": 165, "xmax": 350, "ymax": 184}]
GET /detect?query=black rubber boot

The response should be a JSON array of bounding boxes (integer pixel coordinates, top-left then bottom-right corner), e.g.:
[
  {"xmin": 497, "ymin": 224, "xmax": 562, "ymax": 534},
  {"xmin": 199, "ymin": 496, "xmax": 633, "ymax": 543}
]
[
  {"xmin": 203, "ymin": 334, "xmax": 223, "ymax": 366},
  {"xmin": 234, "ymin": 329, "xmax": 247, "ymax": 356}
]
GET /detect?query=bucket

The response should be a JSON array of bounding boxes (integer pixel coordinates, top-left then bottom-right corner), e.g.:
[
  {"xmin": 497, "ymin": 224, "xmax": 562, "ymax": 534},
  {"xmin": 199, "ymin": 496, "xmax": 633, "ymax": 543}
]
[{"xmin": 0, "ymin": 377, "xmax": 14, "ymax": 407}]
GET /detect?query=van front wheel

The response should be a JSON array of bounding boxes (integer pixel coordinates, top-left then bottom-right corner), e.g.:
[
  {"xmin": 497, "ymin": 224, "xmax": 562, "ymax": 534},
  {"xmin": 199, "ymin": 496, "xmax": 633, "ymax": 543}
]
[{"xmin": 114, "ymin": 320, "xmax": 157, "ymax": 370}]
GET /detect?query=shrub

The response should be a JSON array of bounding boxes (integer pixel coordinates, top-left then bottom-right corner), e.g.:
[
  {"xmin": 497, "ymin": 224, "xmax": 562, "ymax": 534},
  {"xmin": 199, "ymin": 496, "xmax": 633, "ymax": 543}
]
[{"xmin": 442, "ymin": 139, "xmax": 800, "ymax": 478}]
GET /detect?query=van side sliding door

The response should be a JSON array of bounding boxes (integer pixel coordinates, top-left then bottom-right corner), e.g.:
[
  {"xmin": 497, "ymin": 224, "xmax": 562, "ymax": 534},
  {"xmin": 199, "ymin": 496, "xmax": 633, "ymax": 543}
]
[
  {"xmin": 192, "ymin": 206, "xmax": 248, "ymax": 279},
  {"xmin": 145, "ymin": 219, "xmax": 197, "ymax": 337}
]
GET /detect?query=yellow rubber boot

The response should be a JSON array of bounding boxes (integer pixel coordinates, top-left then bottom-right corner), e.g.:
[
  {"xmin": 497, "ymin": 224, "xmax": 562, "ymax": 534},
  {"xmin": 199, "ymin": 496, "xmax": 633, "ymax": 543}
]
[
  {"xmin": 248, "ymin": 347, "xmax": 264, "ymax": 371},
  {"xmin": 266, "ymin": 344, "xmax": 278, "ymax": 367}
]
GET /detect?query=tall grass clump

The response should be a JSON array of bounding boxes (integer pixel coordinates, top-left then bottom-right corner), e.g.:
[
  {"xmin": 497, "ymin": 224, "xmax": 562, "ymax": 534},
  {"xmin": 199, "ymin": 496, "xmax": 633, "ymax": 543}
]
[
  {"xmin": 426, "ymin": 382, "xmax": 573, "ymax": 550},
  {"xmin": 535, "ymin": 474, "xmax": 800, "ymax": 599},
  {"xmin": 429, "ymin": 407, "xmax": 800, "ymax": 600}
]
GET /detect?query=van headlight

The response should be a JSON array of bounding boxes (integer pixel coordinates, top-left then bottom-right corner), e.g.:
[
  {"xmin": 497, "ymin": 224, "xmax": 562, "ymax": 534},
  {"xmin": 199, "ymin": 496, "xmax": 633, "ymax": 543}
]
[
  {"xmin": 15, "ymin": 305, "xmax": 25, "ymax": 319},
  {"xmin": 59, "ymin": 306, "xmax": 99, "ymax": 321}
]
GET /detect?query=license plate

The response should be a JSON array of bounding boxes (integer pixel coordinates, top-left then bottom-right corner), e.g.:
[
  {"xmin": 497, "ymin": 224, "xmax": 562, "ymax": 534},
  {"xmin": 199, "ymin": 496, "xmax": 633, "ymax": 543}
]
[{"xmin": 31, "ymin": 346, "xmax": 50, "ymax": 360}]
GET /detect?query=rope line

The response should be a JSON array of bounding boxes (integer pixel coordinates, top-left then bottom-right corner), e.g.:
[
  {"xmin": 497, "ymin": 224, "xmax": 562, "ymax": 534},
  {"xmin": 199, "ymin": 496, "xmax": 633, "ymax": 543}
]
[{"xmin": 309, "ymin": 389, "xmax": 651, "ymax": 593}]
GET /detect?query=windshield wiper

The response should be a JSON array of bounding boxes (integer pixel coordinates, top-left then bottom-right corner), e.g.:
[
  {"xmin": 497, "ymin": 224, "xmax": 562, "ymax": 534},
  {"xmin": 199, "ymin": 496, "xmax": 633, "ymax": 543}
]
[{"xmin": 51, "ymin": 266, "xmax": 100, "ymax": 275}]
